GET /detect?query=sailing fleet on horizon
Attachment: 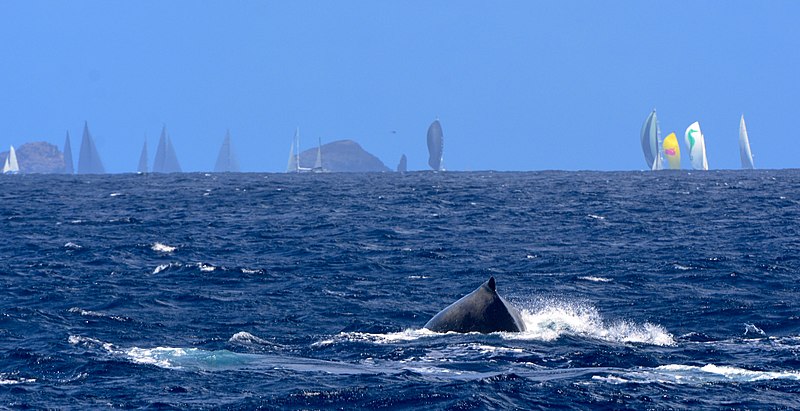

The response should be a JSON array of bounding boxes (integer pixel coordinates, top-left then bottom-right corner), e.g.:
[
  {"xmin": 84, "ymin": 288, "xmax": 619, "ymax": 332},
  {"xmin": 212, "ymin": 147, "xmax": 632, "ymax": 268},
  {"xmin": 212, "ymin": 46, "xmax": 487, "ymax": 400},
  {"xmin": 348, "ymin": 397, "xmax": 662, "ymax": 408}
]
[
  {"xmin": 640, "ymin": 110, "xmax": 756, "ymax": 171},
  {"xmin": 3, "ymin": 113, "xmax": 758, "ymax": 174},
  {"xmin": 2, "ymin": 118, "xmax": 445, "ymax": 175}
]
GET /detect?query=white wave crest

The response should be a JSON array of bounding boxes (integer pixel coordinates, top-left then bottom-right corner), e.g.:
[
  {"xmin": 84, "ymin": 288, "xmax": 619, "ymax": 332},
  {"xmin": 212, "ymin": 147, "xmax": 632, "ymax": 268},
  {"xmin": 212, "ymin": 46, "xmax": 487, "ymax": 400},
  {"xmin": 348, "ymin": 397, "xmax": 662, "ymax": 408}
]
[
  {"xmin": 151, "ymin": 242, "xmax": 176, "ymax": 253},
  {"xmin": 312, "ymin": 328, "xmax": 438, "ymax": 347},
  {"xmin": 197, "ymin": 262, "xmax": 216, "ymax": 272},
  {"xmin": 578, "ymin": 276, "xmax": 612, "ymax": 282},
  {"xmin": 229, "ymin": 331, "xmax": 275, "ymax": 346},
  {"xmin": 123, "ymin": 346, "xmax": 256, "ymax": 370},
  {"xmin": 744, "ymin": 323, "xmax": 766, "ymax": 337},
  {"xmin": 596, "ymin": 364, "xmax": 800, "ymax": 385},
  {"xmin": 68, "ymin": 335, "xmax": 115, "ymax": 352},
  {"xmin": 153, "ymin": 264, "xmax": 170, "ymax": 274},
  {"xmin": 68, "ymin": 307, "xmax": 128, "ymax": 322},
  {"xmin": 64, "ymin": 242, "xmax": 82, "ymax": 250},
  {"xmin": 506, "ymin": 302, "xmax": 674, "ymax": 346},
  {"xmin": 68, "ymin": 335, "xmax": 102, "ymax": 345},
  {"xmin": 0, "ymin": 373, "xmax": 35, "ymax": 385},
  {"xmin": 69, "ymin": 307, "xmax": 103, "ymax": 317},
  {"xmin": 241, "ymin": 268, "xmax": 263, "ymax": 274},
  {"xmin": 126, "ymin": 347, "xmax": 188, "ymax": 368}
]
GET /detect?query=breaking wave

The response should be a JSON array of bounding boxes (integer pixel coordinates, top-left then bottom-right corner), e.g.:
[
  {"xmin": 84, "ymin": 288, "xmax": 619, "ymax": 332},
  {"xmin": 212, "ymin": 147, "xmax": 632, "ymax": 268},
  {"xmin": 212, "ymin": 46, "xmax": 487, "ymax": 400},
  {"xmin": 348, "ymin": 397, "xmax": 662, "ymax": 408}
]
[{"xmin": 510, "ymin": 302, "xmax": 675, "ymax": 346}]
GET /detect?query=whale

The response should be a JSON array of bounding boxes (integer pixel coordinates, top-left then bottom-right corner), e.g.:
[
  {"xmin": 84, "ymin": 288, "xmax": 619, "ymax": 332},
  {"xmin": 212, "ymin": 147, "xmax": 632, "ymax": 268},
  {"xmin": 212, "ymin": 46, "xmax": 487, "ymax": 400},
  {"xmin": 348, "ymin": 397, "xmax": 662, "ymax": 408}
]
[{"xmin": 424, "ymin": 277, "xmax": 526, "ymax": 333}]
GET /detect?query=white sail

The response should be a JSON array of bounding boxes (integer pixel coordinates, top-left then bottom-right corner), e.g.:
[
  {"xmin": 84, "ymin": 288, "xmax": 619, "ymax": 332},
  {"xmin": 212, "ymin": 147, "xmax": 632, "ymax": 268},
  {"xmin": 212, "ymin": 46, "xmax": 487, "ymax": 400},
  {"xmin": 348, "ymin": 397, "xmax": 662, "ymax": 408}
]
[
  {"xmin": 286, "ymin": 136, "xmax": 296, "ymax": 172},
  {"xmin": 684, "ymin": 121, "xmax": 709, "ymax": 170},
  {"xmin": 153, "ymin": 126, "xmax": 182, "ymax": 173},
  {"xmin": 3, "ymin": 145, "xmax": 19, "ymax": 174},
  {"xmin": 739, "ymin": 115, "xmax": 755, "ymax": 169},
  {"xmin": 77, "ymin": 122, "xmax": 106, "ymax": 174},
  {"xmin": 640, "ymin": 110, "xmax": 663, "ymax": 170},
  {"xmin": 312, "ymin": 138, "xmax": 324, "ymax": 172},
  {"xmin": 427, "ymin": 119, "xmax": 444, "ymax": 171},
  {"xmin": 214, "ymin": 130, "xmax": 240, "ymax": 172},
  {"xmin": 397, "ymin": 154, "xmax": 407, "ymax": 173},
  {"xmin": 286, "ymin": 128, "xmax": 311, "ymax": 173},
  {"xmin": 63, "ymin": 132, "xmax": 74, "ymax": 174},
  {"xmin": 137, "ymin": 140, "xmax": 148, "ymax": 173}
]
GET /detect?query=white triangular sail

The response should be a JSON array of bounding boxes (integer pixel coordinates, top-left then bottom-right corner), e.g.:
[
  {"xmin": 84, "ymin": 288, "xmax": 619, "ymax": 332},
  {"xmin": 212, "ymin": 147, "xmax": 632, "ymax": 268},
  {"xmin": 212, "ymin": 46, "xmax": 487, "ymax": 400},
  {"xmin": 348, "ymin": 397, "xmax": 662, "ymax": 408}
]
[
  {"xmin": 153, "ymin": 126, "xmax": 182, "ymax": 173},
  {"xmin": 214, "ymin": 130, "xmax": 240, "ymax": 172},
  {"xmin": 397, "ymin": 154, "xmax": 407, "ymax": 173},
  {"xmin": 63, "ymin": 132, "xmax": 74, "ymax": 174},
  {"xmin": 286, "ymin": 128, "xmax": 311, "ymax": 173},
  {"xmin": 312, "ymin": 138, "xmax": 324, "ymax": 172},
  {"xmin": 640, "ymin": 109, "xmax": 663, "ymax": 170},
  {"xmin": 739, "ymin": 115, "xmax": 755, "ymax": 169},
  {"xmin": 684, "ymin": 121, "xmax": 709, "ymax": 170},
  {"xmin": 3, "ymin": 145, "xmax": 19, "ymax": 174},
  {"xmin": 77, "ymin": 122, "xmax": 106, "ymax": 174},
  {"xmin": 137, "ymin": 140, "xmax": 148, "ymax": 173},
  {"xmin": 286, "ymin": 135, "xmax": 296, "ymax": 172}
]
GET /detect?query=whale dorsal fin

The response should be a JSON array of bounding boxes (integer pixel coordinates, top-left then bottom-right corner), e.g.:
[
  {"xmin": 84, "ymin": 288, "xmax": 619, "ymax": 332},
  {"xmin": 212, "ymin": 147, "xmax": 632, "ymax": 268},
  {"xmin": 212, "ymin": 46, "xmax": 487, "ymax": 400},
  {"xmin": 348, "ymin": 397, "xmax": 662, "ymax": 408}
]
[{"xmin": 487, "ymin": 276, "xmax": 496, "ymax": 291}]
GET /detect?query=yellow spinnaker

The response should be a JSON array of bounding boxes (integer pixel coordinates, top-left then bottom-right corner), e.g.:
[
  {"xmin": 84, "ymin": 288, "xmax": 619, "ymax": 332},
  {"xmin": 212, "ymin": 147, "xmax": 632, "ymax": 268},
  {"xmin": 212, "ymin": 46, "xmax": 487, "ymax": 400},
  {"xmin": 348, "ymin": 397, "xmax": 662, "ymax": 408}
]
[{"xmin": 662, "ymin": 132, "xmax": 681, "ymax": 170}]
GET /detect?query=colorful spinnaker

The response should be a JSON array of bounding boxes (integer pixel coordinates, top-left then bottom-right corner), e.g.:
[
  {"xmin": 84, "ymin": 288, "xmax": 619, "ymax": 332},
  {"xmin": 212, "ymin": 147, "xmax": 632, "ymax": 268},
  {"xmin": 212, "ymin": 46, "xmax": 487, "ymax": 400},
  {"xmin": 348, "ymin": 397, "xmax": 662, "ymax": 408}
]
[
  {"xmin": 684, "ymin": 121, "xmax": 708, "ymax": 170},
  {"xmin": 662, "ymin": 132, "xmax": 681, "ymax": 170}
]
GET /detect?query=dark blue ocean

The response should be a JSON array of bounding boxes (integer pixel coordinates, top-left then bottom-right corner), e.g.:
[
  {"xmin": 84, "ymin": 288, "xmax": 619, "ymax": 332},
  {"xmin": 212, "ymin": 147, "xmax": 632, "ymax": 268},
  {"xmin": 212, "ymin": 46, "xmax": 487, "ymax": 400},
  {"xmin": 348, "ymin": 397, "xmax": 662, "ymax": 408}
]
[{"xmin": 2, "ymin": 171, "xmax": 800, "ymax": 409}]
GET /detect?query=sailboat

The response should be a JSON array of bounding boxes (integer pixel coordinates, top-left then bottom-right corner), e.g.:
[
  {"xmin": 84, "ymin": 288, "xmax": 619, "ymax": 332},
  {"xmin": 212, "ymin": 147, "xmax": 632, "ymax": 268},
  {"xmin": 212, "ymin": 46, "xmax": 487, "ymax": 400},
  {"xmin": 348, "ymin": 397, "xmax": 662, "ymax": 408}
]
[
  {"xmin": 286, "ymin": 128, "xmax": 311, "ymax": 173},
  {"xmin": 739, "ymin": 115, "xmax": 755, "ymax": 169},
  {"xmin": 153, "ymin": 126, "xmax": 182, "ymax": 173},
  {"xmin": 311, "ymin": 138, "xmax": 326, "ymax": 173},
  {"xmin": 214, "ymin": 130, "xmax": 240, "ymax": 172},
  {"xmin": 397, "ymin": 154, "xmax": 407, "ymax": 173},
  {"xmin": 3, "ymin": 145, "xmax": 19, "ymax": 174},
  {"xmin": 63, "ymin": 132, "xmax": 74, "ymax": 174},
  {"xmin": 427, "ymin": 119, "xmax": 444, "ymax": 171},
  {"xmin": 640, "ymin": 109, "xmax": 663, "ymax": 170},
  {"xmin": 77, "ymin": 121, "xmax": 106, "ymax": 174},
  {"xmin": 137, "ymin": 139, "xmax": 148, "ymax": 174},
  {"xmin": 684, "ymin": 121, "xmax": 709, "ymax": 170},
  {"xmin": 662, "ymin": 132, "xmax": 681, "ymax": 170}
]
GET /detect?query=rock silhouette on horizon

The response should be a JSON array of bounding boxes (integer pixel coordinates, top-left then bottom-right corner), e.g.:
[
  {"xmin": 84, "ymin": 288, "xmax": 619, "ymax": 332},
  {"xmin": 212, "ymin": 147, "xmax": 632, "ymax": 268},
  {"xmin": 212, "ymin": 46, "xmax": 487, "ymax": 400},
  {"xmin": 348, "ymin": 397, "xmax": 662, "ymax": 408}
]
[
  {"xmin": 0, "ymin": 142, "xmax": 67, "ymax": 174},
  {"xmin": 296, "ymin": 139, "xmax": 389, "ymax": 172}
]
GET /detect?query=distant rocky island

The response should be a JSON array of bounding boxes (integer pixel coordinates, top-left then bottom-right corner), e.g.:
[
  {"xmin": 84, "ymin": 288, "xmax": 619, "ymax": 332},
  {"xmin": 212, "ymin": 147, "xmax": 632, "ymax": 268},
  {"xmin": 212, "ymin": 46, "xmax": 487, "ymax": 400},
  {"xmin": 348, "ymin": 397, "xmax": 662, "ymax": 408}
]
[
  {"xmin": 296, "ymin": 140, "xmax": 390, "ymax": 172},
  {"xmin": 1, "ymin": 142, "xmax": 67, "ymax": 174},
  {"xmin": 2, "ymin": 138, "xmax": 390, "ymax": 174}
]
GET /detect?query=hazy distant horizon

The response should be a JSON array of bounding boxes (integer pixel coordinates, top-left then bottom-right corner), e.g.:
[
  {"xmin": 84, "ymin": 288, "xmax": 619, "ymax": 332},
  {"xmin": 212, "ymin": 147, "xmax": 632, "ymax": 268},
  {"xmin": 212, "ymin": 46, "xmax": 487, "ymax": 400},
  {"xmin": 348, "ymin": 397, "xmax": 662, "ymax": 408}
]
[{"xmin": 2, "ymin": 1, "xmax": 798, "ymax": 172}]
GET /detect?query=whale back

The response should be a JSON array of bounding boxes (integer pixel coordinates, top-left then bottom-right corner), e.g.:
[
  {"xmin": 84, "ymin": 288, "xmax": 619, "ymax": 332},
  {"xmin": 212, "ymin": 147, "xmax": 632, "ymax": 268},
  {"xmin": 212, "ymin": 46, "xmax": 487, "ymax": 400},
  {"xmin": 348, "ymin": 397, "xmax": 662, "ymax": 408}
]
[{"xmin": 424, "ymin": 277, "xmax": 526, "ymax": 333}]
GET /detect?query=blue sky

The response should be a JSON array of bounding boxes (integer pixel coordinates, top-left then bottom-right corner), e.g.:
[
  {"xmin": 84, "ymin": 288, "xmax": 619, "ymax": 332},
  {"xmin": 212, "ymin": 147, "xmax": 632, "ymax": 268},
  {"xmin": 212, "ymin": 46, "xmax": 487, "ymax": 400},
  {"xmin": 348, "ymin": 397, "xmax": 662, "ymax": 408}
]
[{"xmin": 1, "ymin": 1, "xmax": 798, "ymax": 172}]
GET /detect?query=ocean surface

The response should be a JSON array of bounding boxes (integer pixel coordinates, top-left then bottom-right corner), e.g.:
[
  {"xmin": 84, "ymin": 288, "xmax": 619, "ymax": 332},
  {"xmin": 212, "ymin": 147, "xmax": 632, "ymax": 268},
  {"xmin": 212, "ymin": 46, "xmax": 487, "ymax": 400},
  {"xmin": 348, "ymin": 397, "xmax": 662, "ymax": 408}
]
[{"xmin": 2, "ymin": 170, "xmax": 800, "ymax": 409}]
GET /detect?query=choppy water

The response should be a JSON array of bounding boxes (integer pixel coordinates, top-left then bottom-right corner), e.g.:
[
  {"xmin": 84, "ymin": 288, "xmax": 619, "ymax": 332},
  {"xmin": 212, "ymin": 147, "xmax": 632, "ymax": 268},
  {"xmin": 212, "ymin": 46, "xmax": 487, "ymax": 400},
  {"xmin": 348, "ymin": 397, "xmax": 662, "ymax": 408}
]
[{"xmin": 2, "ymin": 170, "xmax": 800, "ymax": 409}]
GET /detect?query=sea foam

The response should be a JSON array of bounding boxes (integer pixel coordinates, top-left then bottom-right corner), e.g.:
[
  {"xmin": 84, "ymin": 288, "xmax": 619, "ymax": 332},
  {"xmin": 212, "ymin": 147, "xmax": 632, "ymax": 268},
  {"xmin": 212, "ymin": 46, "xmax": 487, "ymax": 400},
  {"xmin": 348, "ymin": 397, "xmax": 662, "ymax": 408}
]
[
  {"xmin": 507, "ymin": 302, "xmax": 675, "ymax": 346},
  {"xmin": 151, "ymin": 242, "xmax": 177, "ymax": 253}
]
